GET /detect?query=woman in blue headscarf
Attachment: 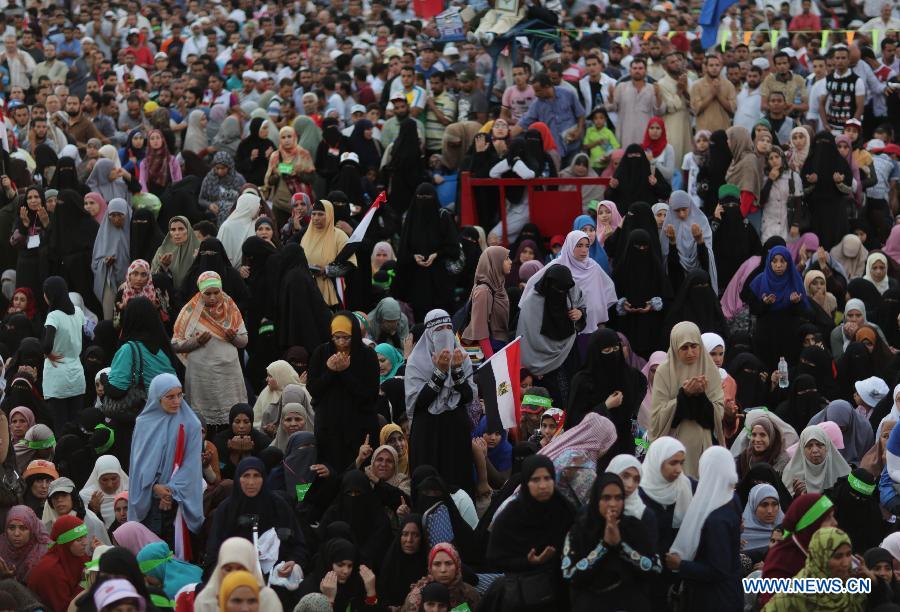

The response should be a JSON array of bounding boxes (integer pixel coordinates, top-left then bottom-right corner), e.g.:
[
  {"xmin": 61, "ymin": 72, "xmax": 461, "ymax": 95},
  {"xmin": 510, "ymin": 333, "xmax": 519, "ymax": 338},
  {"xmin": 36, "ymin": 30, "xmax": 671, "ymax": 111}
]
[
  {"xmin": 375, "ymin": 342, "xmax": 405, "ymax": 384},
  {"xmin": 572, "ymin": 214, "xmax": 610, "ymax": 274},
  {"xmin": 472, "ymin": 415, "xmax": 512, "ymax": 490},
  {"xmin": 749, "ymin": 244, "xmax": 810, "ymax": 371},
  {"xmin": 136, "ymin": 540, "xmax": 203, "ymax": 599},
  {"xmin": 128, "ymin": 373, "xmax": 203, "ymax": 547}
]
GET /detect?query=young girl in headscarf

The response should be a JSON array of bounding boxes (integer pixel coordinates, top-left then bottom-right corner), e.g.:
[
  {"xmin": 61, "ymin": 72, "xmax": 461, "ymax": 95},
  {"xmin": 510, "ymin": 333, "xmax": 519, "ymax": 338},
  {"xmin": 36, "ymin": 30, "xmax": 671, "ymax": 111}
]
[
  {"xmin": 760, "ymin": 146, "xmax": 803, "ymax": 242},
  {"xmin": 461, "ymin": 246, "xmax": 511, "ymax": 357},
  {"xmin": 571, "ymin": 214, "xmax": 611, "ymax": 275},
  {"xmin": 660, "ymin": 190, "xmax": 718, "ymax": 292},
  {"xmin": 682, "ymin": 130, "xmax": 710, "ymax": 208},
  {"xmin": 91, "ymin": 198, "xmax": 132, "ymax": 320},
  {"xmin": 139, "ymin": 129, "xmax": 181, "ymax": 197},
  {"xmin": 642, "ymin": 116, "xmax": 675, "ymax": 183}
]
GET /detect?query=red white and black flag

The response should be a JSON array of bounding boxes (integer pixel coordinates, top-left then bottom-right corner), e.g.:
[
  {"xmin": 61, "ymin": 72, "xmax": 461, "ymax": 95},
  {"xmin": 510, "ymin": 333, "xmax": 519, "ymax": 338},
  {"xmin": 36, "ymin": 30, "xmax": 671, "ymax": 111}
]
[{"xmin": 475, "ymin": 337, "xmax": 521, "ymax": 431}]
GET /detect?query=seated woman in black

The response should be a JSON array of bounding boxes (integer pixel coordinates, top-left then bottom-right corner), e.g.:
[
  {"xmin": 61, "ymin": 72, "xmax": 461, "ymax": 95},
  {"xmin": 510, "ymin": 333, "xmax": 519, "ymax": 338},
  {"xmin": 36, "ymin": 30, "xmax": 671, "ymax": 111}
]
[{"xmin": 213, "ymin": 404, "xmax": 272, "ymax": 480}]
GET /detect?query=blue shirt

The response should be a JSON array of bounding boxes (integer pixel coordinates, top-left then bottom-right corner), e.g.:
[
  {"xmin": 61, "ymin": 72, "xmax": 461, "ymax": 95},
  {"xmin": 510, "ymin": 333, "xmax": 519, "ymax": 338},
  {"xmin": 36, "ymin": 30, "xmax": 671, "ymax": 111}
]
[
  {"xmin": 57, "ymin": 39, "xmax": 82, "ymax": 67},
  {"xmin": 518, "ymin": 86, "xmax": 585, "ymax": 154}
]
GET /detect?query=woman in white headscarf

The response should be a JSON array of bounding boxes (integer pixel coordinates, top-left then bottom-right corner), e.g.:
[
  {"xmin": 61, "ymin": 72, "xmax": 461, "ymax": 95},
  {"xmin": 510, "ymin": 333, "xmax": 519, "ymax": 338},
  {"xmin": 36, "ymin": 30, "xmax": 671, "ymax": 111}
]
[
  {"xmin": 637, "ymin": 436, "xmax": 694, "ymax": 608},
  {"xmin": 605, "ymin": 454, "xmax": 650, "ymax": 524},
  {"xmin": 666, "ymin": 446, "xmax": 741, "ymax": 610},
  {"xmin": 650, "ymin": 321, "xmax": 725, "ymax": 478},
  {"xmin": 863, "ymin": 252, "xmax": 895, "ymax": 294},
  {"xmin": 182, "ymin": 110, "xmax": 210, "ymax": 157},
  {"xmin": 781, "ymin": 424, "xmax": 851, "ymax": 495},
  {"xmin": 404, "ymin": 309, "xmax": 477, "ymax": 493},
  {"xmin": 729, "ymin": 408, "xmax": 798, "ymax": 479},
  {"xmin": 217, "ymin": 192, "xmax": 261, "ymax": 268},
  {"xmin": 78, "ymin": 455, "xmax": 129, "ymax": 527}
]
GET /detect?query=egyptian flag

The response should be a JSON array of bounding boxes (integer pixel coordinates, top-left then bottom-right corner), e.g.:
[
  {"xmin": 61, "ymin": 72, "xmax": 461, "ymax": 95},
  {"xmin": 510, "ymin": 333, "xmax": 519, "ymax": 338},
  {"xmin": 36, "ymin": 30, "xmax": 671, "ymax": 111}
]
[
  {"xmin": 171, "ymin": 424, "xmax": 192, "ymax": 561},
  {"xmin": 333, "ymin": 191, "xmax": 387, "ymax": 306},
  {"xmin": 475, "ymin": 338, "xmax": 521, "ymax": 431}
]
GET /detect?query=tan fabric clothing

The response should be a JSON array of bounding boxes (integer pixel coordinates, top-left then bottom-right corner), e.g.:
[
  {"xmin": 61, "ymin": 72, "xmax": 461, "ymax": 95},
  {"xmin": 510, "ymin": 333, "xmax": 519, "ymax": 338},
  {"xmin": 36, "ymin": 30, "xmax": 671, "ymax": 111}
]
[
  {"xmin": 67, "ymin": 114, "xmax": 107, "ymax": 148},
  {"xmin": 658, "ymin": 74, "xmax": 693, "ymax": 166},
  {"xmin": 690, "ymin": 77, "xmax": 736, "ymax": 134},
  {"xmin": 300, "ymin": 200, "xmax": 356, "ymax": 306},
  {"xmin": 650, "ymin": 321, "xmax": 725, "ymax": 478},
  {"xmin": 761, "ymin": 72, "xmax": 809, "ymax": 109},
  {"xmin": 462, "ymin": 246, "xmax": 510, "ymax": 342}
]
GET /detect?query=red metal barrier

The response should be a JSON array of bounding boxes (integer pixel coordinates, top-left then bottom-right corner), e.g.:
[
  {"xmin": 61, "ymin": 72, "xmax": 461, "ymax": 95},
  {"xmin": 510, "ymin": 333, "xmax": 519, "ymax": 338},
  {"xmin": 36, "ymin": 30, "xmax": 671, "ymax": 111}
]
[{"xmin": 458, "ymin": 172, "xmax": 610, "ymax": 244}]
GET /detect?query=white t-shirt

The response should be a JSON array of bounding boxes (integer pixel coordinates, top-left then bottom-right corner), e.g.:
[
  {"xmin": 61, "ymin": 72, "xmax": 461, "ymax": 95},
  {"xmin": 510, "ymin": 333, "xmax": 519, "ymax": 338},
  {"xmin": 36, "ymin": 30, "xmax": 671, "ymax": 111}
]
[{"xmin": 682, "ymin": 152, "xmax": 702, "ymax": 207}]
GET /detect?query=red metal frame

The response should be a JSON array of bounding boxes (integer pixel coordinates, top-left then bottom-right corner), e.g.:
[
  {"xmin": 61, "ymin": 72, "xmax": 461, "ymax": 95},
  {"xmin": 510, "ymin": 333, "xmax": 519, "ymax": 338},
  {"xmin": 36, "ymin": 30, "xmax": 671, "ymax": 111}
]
[{"xmin": 458, "ymin": 172, "xmax": 610, "ymax": 244}]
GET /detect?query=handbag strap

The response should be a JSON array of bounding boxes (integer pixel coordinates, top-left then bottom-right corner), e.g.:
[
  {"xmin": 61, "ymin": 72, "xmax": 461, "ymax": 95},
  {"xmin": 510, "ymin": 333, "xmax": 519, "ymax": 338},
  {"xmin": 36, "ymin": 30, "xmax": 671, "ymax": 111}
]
[{"xmin": 127, "ymin": 341, "xmax": 145, "ymax": 387}]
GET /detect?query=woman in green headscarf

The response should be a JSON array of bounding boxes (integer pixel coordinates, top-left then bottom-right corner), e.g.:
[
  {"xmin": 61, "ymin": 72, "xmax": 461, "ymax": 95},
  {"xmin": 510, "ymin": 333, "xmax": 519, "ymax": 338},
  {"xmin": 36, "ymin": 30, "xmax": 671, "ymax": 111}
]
[
  {"xmin": 293, "ymin": 114, "xmax": 322, "ymax": 156},
  {"xmin": 375, "ymin": 342, "xmax": 405, "ymax": 383},
  {"xmin": 151, "ymin": 215, "xmax": 201, "ymax": 289},
  {"xmin": 765, "ymin": 527, "xmax": 868, "ymax": 611}
]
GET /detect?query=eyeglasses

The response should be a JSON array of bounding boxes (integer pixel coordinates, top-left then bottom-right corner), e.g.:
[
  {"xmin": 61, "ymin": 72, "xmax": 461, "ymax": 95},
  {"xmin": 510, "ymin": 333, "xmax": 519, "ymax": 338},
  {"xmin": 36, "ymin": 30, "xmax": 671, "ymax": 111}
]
[
  {"xmin": 332, "ymin": 335, "xmax": 352, "ymax": 343},
  {"xmin": 162, "ymin": 392, "xmax": 184, "ymax": 402}
]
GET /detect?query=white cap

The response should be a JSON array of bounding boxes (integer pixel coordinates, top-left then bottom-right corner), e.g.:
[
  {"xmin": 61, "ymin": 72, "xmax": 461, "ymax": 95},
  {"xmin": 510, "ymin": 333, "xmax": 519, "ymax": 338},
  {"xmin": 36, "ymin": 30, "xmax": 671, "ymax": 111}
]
[
  {"xmin": 350, "ymin": 104, "xmax": 366, "ymax": 114},
  {"xmin": 855, "ymin": 376, "xmax": 889, "ymax": 408},
  {"xmin": 867, "ymin": 138, "xmax": 886, "ymax": 152},
  {"xmin": 751, "ymin": 57, "xmax": 769, "ymax": 70},
  {"xmin": 341, "ymin": 152, "xmax": 360, "ymax": 165},
  {"xmin": 94, "ymin": 579, "xmax": 146, "ymax": 612},
  {"xmin": 443, "ymin": 44, "xmax": 460, "ymax": 56}
]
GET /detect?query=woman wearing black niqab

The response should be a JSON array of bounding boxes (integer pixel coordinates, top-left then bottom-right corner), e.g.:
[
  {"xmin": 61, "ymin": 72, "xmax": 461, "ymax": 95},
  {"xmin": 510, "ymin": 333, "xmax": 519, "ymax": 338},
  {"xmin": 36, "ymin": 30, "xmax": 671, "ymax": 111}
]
[
  {"xmin": 735, "ymin": 462, "xmax": 793, "ymax": 512},
  {"xmin": 835, "ymin": 341, "xmax": 876, "ymax": 401},
  {"xmin": 235, "ymin": 117, "xmax": 274, "ymax": 187},
  {"xmin": 347, "ymin": 119, "xmax": 382, "ymax": 173},
  {"xmin": 825, "ymin": 467, "xmax": 884, "ymax": 553},
  {"xmin": 568, "ymin": 329, "xmax": 647, "ymax": 456},
  {"xmin": 385, "ymin": 118, "xmax": 427, "ymax": 217},
  {"xmin": 697, "ymin": 129, "xmax": 733, "ymax": 212},
  {"xmin": 712, "ymin": 188, "xmax": 762, "ymax": 294},
  {"xmin": 317, "ymin": 470, "xmax": 392, "ymax": 569},
  {"xmin": 794, "ymin": 345, "xmax": 840, "ymax": 401},
  {"xmin": 378, "ymin": 513, "xmax": 428, "ymax": 609},
  {"xmin": 269, "ymin": 242, "xmax": 332, "ymax": 356},
  {"xmin": 395, "ymin": 183, "xmax": 459, "ymax": 320},
  {"xmin": 609, "ymin": 201, "xmax": 663, "ymax": 263},
  {"xmin": 604, "ymin": 144, "xmax": 671, "ymax": 211},
  {"xmin": 727, "ymin": 352, "xmax": 770, "ymax": 410},
  {"xmin": 50, "ymin": 157, "xmax": 84, "ymax": 194},
  {"xmin": 47, "ymin": 188, "xmax": 99, "ymax": 309},
  {"xmin": 662, "ymin": 270, "xmax": 728, "ymax": 340},
  {"xmin": 34, "ymin": 144, "xmax": 58, "ymax": 187},
  {"xmin": 314, "ymin": 118, "xmax": 350, "ymax": 194},
  {"xmin": 307, "ymin": 311, "xmax": 380, "ymax": 472},
  {"xmin": 774, "ymin": 374, "xmax": 828, "ymax": 435},
  {"xmin": 129, "ymin": 208, "xmax": 164, "ymax": 263},
  {"xmin": 801, "ymin": 131, "xmax": 853, "ymax": 250},
  {"xmin": 178, "ymin": 237, "xmax": 249, "ymax": 312},
  {"xmin": 611, "ymin": 227, "xmax": 670, "ymax": 358}
]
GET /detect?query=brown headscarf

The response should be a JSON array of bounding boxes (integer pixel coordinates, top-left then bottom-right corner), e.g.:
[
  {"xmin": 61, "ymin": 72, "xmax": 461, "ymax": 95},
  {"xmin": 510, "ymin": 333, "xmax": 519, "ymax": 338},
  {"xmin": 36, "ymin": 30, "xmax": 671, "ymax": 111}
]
[
  {"xmin": 861, "ymin": 419, "xmax": 895, "ymax": 479},
  {"xmin": 441, "ymin": 121, "xmax": 483, "ymax": 171},
  {"xmin": 725, "ymin": 126, "xmax": 762, "ymax": 198},
  {"xmin": 463, "ymin": 246, "xmax": 510, "ymax": 342}
]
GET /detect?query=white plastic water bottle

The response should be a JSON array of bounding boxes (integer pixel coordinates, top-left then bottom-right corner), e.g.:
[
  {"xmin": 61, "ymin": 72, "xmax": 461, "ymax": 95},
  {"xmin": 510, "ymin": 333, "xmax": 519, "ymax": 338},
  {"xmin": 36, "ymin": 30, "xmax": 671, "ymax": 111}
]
[{"xmin": 778, "ymin": 357, "xmax": 789, "ymax": 389}]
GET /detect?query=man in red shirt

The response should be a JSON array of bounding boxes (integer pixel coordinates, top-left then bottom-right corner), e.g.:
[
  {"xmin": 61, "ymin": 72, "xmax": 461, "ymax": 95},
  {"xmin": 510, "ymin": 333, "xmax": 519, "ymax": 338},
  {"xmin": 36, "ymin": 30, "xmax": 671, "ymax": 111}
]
[
  {"xmin": 789, "ymin": 0, "xmax": 821, "ymax": 31},
  {"xmin": 123, "ymin": 29, "xmax": 154, "ymax": 68}
]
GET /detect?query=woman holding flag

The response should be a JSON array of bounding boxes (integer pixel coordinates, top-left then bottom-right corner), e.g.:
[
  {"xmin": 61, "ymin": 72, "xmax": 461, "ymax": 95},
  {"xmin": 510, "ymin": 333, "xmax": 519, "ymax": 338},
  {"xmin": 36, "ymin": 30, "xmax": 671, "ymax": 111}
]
[{"xmin": 128, "ymin": 373, "xmax": 203, "ymax": 560}]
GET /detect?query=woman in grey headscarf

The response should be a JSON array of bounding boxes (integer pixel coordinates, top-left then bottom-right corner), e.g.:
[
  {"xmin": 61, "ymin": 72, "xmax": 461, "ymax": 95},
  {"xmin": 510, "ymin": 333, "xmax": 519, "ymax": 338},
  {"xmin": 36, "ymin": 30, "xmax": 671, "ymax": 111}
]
[
  {"xmin": 90, "ymin": 198, "xmax": 132, "ymax": 319},
  {"xmin": 1, "ymin": 269, "xmax": 15, "ymax": 301},
  {"xmin": 212, "ymin": 109, "xmax": 243, "ymax": 158},
  {"xmin": 183, "ymin": 110, "xmax": 209, "ymax": 157},
  {"xmin": 560, "ymin": 152, "xmax": 604, "ymax": 209},
  {"xmin": 660, "ymin": 189, "xmax": 717, "ymax": 291},
  {"xmin": 404, "ymin": 309, "xmax": 477, "ymax": 492},
  {"xmin": 293, "ymin": 114, "xmax": 322, "ymax": 154},
  {"xmin": 806, "ymin": 399, "xmax": 874, "ymax": 466},
  {"xmin": 86, "ymin": 158, "xmax": 130, "ymax": 205}
]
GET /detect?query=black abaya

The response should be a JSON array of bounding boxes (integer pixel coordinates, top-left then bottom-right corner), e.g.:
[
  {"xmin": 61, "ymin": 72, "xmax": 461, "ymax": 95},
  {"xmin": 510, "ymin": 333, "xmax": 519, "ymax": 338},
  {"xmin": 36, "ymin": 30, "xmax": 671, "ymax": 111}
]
[{"xmin": 801, "ymin": 132, "xmax": 853, "ymax": 250}]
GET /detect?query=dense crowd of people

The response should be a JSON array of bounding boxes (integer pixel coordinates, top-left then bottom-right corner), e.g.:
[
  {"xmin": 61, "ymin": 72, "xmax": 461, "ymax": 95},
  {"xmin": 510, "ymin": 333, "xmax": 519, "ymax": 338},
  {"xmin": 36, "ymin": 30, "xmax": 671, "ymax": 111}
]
[{"xmin": 0, "ymin": 0, "xmax": 898, "ymax": 610}]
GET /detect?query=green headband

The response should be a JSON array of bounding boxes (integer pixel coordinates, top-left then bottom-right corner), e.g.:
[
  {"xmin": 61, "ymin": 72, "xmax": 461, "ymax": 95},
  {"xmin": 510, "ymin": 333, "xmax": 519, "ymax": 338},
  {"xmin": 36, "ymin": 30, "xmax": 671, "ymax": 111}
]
[
  {"xmin": 522, "ymin": 395, "xmax": 553, "ymax": 409},
  {"xmin": 847, "ymin": 473, "xmax": 875, "ymax": 496},
  {"xmin": 53, "ymin": 523, "xmax": 88, "ymax": 546},
  {"xmin": 150, "ymin": 594, "xmax": 175, "ymax": 608},
  {"xmin": 93, "ymin": 424, "xmax": 115, "ymax": 454},
  {"xmin": 258, "ymin": 322, "xmax": 274, "ymax": 335},
  {"xmin": 140, "ymin": 552, "xmax": 174, "ymax": 574},
  {"xmin": 197, "ymin": 276, "xmax": 222, "ymax": 292},
  {"xmin": 85, "ymin": 558, "xmax": 100, "ymax": 569},
  {"xmin": 742, "ymin": 407, "xmax": 770, "ymax": 435},
  {"xmin": 23, "ymin": 435, "xmax": 56, "ymax": 450},
  {"xmin": 784, "ymin": 496, "xmax": 833, "ymax": 536}
]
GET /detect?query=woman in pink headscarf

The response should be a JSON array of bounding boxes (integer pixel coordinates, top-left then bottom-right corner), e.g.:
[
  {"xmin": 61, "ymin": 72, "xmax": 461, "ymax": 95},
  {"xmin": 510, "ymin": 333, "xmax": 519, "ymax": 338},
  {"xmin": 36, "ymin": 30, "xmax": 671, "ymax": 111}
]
[
  {"xmin": 0, "ymin": 505, "xmax": 50, "ymax": 583},
  {"xmin": 110, "ymin": 521, "xmax": 163, "ymax": 556},
  {"xmin": 538, "ymin": 412, "xmax": 618, "ymax": 464},
  {"xmin": 787, "ymin": 232, "xmax": 820, "ymax": 272},
  {"xmin": 639, "ymin": 351, "xmax": 667, "ymax": 431},
  {"xmin": 836, "ymin": 134, "xmax": 862, "ymax": 209}
]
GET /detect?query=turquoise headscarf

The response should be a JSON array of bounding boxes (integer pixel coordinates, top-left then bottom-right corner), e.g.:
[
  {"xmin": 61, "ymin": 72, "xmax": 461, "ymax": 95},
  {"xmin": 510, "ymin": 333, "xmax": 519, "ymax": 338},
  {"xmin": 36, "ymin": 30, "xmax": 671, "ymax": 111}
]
[
  {"xmin": 572, "ymin": 214, "xmax": 611, "ymax": 274},
  {"xmin": 375, "ymin": 343, "xmax": 404, "ymax": 383},
  {"xmin": 136, "ymin": 541, "xmax": 203, "ymax": 598}
]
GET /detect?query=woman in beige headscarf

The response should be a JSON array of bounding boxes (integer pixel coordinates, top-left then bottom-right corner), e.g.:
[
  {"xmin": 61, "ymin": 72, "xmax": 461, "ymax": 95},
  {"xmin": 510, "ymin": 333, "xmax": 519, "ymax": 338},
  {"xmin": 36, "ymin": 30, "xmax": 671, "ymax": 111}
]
[
  {"xmin": 300, "ymin": 199, "xmax": 356, "ymax": 307},
  {"xmin": 829, "ymin": 233, "xmax": 868, "ymax": 279},
  {"xmin": 462, "ymin": 246, "xmax": 511, "ymax": 356},
  {"xmin": 650, "ymin": 321, "xmax": 724, "ymax": 478},
  {"xmin": 724, "ymin": 126, "xmax": 762, "ymax": 220},
  {"xmin": 441, "ymin": 121, "xmax": 483, "ymax": 171}
]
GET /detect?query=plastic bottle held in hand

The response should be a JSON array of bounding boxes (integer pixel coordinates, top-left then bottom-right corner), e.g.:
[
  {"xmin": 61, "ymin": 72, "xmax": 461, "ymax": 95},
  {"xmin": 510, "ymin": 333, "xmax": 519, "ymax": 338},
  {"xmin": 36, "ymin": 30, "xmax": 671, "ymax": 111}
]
[{"xmin": 778, "ymin": 357, "xmax": 789, "ymax": 389}]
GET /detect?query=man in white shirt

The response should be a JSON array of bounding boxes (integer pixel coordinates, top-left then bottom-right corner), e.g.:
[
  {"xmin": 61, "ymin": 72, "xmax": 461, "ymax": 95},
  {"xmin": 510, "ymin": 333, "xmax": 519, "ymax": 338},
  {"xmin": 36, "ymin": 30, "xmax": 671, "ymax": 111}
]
[
  {"xmin": 578, "ymin": 53, "xmax": 616, "ymax": 115},
  {"xmin": 113, "ymin": 49, "xmax": 149, "ymax": 86},
  {"xmin": 806, "ymin": 55, "xmax": 829, "ymax": 131},
  {"xmin": 859, "ymin": 2, "xmax": 900, "ymax": 32},
  {"xmin": 734, "ymin": 65, "xmax": 765, "ymax": 131},
  {"xmin": 820, "ymin": 45, "xmax": 865, "ymax": 133},
  {"xmin": 0, "ymin": 35, "xmax": 35, "ymax": 91}
]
